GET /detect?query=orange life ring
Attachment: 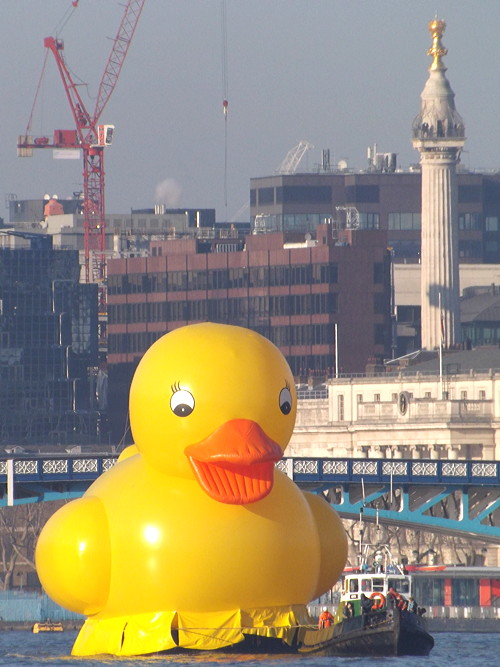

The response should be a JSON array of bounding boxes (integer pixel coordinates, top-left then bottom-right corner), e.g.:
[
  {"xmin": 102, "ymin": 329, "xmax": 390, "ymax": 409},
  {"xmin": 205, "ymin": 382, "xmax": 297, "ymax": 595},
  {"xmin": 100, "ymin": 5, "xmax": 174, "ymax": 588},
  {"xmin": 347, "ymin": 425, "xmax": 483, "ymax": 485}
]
[{"xmin": 370, "ymin": 592, "xmax": 386, "ymax": 609}]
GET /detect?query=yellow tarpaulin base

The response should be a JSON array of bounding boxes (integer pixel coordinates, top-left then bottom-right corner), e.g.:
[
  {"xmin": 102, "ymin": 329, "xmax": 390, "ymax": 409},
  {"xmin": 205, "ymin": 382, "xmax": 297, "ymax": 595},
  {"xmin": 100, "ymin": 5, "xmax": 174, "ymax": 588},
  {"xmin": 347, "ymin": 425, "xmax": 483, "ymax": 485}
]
[{"xmin": 71, "ymin": 604, "xmax": 314, "ymax": 656}]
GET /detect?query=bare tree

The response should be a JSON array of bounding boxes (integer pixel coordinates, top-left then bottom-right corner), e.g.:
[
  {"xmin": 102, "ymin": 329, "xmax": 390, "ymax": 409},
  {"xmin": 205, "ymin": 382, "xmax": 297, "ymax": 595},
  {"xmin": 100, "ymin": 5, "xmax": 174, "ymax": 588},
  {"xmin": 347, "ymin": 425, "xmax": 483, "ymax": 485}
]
[{"xmin": 0, "ymin": 500, "xmax": 66, "ymax": 590}]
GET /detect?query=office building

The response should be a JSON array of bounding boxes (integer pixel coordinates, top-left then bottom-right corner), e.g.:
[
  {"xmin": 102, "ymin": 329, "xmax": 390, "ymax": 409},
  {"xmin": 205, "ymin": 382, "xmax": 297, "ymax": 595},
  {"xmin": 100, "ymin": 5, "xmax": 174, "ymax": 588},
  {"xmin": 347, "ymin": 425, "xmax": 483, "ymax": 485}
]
[
  {"xmin": 0, "ymin": 240, "xmax": 100, "ymax": 449},
  {"xmin": 106, "ymin": 226, "xmax": 392, "ymax": 442}
]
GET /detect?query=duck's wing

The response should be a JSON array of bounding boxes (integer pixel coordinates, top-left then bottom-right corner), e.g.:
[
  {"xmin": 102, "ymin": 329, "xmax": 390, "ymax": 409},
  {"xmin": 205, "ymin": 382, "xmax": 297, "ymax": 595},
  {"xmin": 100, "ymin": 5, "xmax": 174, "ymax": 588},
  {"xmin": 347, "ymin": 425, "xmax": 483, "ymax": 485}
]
[
  {"xmin": 117, "ymin": 444, "xmax": 139, "ymax": 462},
  {"xmin": 36, "ymin": 496, "xmax": 111, "ymax": 615},
  {"xmin": 303, "ymin": 491, "xmax": 348, "ymax": 599}
]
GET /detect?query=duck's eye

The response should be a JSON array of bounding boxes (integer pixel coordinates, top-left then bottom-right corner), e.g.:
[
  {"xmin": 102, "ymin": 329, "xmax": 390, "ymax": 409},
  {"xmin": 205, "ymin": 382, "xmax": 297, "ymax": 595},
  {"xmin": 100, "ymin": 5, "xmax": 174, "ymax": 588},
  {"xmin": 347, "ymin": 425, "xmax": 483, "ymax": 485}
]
[
  {"xmin": 279, "ymin": 387, "xmax": 293, "ymax": 415},
  {"xmin": 170, "ymin": 388, "xmax": 195, "ymax": 417}
]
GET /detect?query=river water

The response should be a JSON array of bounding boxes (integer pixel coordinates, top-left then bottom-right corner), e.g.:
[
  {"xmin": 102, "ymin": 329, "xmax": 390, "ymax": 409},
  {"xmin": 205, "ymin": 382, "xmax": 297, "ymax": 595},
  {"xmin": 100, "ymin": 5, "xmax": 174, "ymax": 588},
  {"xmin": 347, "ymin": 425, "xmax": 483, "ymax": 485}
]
[{"xmin": 0, "ymin": 631, "xmax": 498, "ymax": 666}]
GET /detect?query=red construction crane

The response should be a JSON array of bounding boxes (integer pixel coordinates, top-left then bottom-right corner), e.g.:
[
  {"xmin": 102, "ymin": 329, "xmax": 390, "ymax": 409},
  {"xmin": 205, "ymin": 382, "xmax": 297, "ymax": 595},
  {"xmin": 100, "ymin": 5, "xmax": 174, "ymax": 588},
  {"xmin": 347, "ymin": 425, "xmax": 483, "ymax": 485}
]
[{"xmin": 18, "ymin": 0, "xmax": 146, "ymax": 289}]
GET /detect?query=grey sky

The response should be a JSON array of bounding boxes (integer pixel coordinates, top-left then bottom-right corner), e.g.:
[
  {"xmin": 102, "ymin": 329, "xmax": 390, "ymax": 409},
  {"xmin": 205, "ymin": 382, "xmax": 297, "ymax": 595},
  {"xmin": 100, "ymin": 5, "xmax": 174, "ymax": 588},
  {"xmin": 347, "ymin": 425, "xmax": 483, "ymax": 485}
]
[{"xmin": 2, "ymin": 0, "xmax": 499, "ymax": 223}]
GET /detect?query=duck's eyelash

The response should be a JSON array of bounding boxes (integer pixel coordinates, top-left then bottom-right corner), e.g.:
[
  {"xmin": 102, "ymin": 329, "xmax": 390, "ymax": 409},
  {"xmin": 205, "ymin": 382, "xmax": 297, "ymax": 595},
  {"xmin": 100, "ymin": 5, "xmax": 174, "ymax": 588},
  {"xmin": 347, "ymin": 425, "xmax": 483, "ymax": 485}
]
[
  {"xmin": 171, "ymin": 382, "xmax": 181, "ymax": 393},
  {"xmin": 285, "ymin": 380, "xmax": 290, "ymax": 390}
]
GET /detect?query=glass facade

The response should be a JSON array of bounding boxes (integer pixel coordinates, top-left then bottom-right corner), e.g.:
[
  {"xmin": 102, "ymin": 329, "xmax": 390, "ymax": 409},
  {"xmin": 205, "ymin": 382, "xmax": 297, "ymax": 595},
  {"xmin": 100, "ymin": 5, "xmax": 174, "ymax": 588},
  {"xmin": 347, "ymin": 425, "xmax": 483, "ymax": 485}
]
[
  {"xmin": 0, "ymin": 248, "xmax": 99, "ymax": 447},
  {"xmin": 388, "ymin": 213, "xmax": 422, "ymax": 230}
]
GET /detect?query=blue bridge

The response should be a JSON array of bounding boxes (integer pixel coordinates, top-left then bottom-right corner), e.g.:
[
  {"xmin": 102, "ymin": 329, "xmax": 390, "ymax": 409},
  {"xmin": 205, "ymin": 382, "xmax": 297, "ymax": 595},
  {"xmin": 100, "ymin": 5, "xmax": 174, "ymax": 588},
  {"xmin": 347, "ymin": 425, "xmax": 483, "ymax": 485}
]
[{"xmin": 1, "ymin": 454, "xmax": 499, "ymax": 541}]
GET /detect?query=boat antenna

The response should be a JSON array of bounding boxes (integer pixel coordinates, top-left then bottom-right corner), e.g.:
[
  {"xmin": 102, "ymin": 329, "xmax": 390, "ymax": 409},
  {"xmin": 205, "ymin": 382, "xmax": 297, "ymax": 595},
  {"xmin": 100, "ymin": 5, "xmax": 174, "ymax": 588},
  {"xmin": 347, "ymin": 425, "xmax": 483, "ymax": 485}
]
[{"xmin": 358, "ymin": 506, "xmax": 365, "ymax": 566}]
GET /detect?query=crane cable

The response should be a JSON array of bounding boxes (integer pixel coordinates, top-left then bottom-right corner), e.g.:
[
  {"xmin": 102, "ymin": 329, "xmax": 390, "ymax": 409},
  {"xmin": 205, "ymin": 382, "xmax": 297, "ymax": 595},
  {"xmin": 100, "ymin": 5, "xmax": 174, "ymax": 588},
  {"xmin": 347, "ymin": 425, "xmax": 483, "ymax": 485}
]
[
  {"xmin": 25, "ymin": 0, "xmax": 80, "ymax": 135},
  {"xmin": 53, "ymin": 0, "xmax": 79, "ymax": 38},
  {"xmin": 221, "ymin": 0, "xmax": 229, "ymax": 215},
  {"xmin": 25, "ymin": 49, "xmax": 50, "ymax": 136}
]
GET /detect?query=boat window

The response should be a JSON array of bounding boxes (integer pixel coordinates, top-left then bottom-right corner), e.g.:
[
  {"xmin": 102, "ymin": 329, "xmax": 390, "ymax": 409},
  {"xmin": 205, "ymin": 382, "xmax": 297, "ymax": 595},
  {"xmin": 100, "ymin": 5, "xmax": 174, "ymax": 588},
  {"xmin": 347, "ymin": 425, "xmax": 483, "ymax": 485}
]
[
  {"xmin": 361, "ymin": 579, "xmax": 372, "ymax": 592},
  {"xmin": 349, "ymin": 579, "xmax": 359, "ymax": 593},
  {"xmin": 388, "ymin": 578, "xmax": 410, "ymax": 595},
  {"xmin": 372, "ymin": 578, "xmax": 384, "ymax": 592}
]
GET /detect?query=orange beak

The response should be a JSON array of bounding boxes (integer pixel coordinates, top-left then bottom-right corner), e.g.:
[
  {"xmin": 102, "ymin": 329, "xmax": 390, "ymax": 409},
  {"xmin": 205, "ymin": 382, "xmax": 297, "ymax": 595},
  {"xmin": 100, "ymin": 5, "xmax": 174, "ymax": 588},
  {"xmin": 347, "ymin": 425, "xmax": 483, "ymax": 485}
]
[{"xmin": 184, "ymin": 419, "xmax": 283, "ymax": 505}]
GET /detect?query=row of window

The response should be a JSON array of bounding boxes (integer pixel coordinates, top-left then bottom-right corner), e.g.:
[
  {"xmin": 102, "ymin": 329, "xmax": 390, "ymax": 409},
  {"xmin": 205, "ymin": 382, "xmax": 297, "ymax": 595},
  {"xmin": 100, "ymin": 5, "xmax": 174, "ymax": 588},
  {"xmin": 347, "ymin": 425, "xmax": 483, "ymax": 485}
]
[
  {"xmin": 336, "ymin": 388, "xmax": 488, "ymax": 413},
  {"xmin": 252, "ymin": 183, "xmax": 500, "ymax": 208},
  {"xmin": 413, "ymin": 578, "xmax": 481, "ymax": 607},
  {"xmin": 109, "ymin": 293, "xmax": 340, "ymax": 325},
  {"xmin": 462, "ymin": 324, "xmax": 500, "ymax": 346},
  {"xmin": 108, "ymin": 263, "xmax": 341, "ymax": 295},
  {"xmin": 389, "ymin": 240, "xmax": 490, "ymax": 260},
  {"xmin": 252, "ymin": 209, "xmax": 500, "ymax": 236},
  {"xmin": 108, "ymin": 323, "xmax": 386, "ymax": 366},
  {"xmin": 108, "ymin": 329, "xmax": 336, "ymax": 375},
  {"xmin": 252, "ymin": 186, "xmax": 332, "ymax": 206},
  {"xmin": 108, "ymin": 324, "xmax": 340, "ymax": 355},
  {"xmin": 388, "ymin": 213, "xmax": 422, "ymax": 230}
]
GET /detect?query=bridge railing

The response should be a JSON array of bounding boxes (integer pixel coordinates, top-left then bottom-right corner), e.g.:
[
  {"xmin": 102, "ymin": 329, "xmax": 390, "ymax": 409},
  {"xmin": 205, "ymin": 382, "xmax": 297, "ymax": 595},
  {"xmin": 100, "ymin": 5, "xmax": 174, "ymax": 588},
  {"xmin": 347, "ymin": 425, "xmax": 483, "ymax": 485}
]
[
  {"xmin": 1, "ymin": 454, "xmax": 499, "ymax": 488},
  {"xmin": 0, "ymin": 455, "xmax": 118, "ymax": 483},
  {"xmin": 277, "ymin": 457, "xmax": 500, "ymax": 486}
]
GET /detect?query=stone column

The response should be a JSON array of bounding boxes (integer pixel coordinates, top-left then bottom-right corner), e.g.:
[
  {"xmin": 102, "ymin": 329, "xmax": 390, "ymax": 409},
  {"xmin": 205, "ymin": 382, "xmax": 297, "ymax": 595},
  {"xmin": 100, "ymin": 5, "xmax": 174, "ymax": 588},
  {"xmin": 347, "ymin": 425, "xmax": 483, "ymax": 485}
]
[{"xmin": 420, "ymin": 150, "xmax": 461, "ymax": 349}]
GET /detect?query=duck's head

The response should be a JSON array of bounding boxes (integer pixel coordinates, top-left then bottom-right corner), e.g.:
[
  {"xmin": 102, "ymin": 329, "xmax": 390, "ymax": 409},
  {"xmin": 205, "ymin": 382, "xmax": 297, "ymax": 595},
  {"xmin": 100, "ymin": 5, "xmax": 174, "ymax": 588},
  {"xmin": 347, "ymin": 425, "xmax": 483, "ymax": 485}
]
[{"xmin": 129, "ymin": 323, "xmax": 296, "ymax": 505}]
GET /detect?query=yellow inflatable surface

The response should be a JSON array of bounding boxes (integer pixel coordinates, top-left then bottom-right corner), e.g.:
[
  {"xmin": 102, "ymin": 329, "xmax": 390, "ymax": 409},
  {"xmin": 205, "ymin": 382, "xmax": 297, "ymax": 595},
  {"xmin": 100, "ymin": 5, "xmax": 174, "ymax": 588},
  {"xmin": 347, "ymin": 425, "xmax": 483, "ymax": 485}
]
[{"xmin": 36, "ymin": 323, "xmax": 347, "ymax": 656}]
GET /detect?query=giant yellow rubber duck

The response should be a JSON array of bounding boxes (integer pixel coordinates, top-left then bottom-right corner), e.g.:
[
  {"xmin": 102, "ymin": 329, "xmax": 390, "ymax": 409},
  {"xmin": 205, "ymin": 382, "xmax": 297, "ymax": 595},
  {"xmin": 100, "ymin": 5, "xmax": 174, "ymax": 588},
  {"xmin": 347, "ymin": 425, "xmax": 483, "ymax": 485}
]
[{"xmin": 36, "ymin": 323, "xmax": 347, "ymax": 656}]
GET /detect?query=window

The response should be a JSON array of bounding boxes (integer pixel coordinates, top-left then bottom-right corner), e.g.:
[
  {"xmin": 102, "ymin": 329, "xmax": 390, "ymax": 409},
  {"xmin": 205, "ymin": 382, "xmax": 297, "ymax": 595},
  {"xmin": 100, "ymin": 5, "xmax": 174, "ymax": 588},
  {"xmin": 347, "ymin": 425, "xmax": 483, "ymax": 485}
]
[
  {"xmin": 374, "ymin": 393, "xmax": 380, "ymax": 402},
  {"xmin": 283, "ymin": 214, "xmax": 320, "ymax": 232},
  {"xmin": 361, "ymin": 579, "xmax": 372, "ymax": 592},
  {"xmin": 338, "ymin": 395, "xmax": 344, "ymax": 421},
  {"xmin": 479, "ymin": 390, "xmax": 486, "ymax": 399},
  {"xmin": 452, "ymin": 578, "xmax": 479, "ymax": 606},
  {"xmin": 458, "ymin": 213, "xmax": 481, "ymax": 230},
  {"xmin": 459, "ymin": 241, "xmax": 482, "ymax": 258},
  {"xmin": 388, "ymin": 578, "xmax": 410, "ymax": 595},
  {"xmin": 359, "ymin": 212, "xmax": 380, "ymax": 229},
  {"xmin": 388, "ymin": 212, "xmax": 421, "ymax": 230},
  {"xmin": 485, "ymin": 216, "xmax": 500, "ymax": 231},
  {"xmin": 258, "ymin": 187, "xmax": 274, "ymax": 204},
  {"xmin": 277, "ymin": 185, "xmax": 331, "ymax": 203},
  {"xmin": 349, "ymin": 579, "xmax": 359, "ymax": 593},
  {"xmin": 425, "ymin": 391, "xmax": 431, "ymax": 398},
  {"xmin": 345, "ymin": 185, "xmax": 379, "ymax": 203},
  {"xmin": 357, "ymin": 394, "xmax": 362, "ymax": 403},
  {"xmin": 392, "ymin": 393, "xmax": 398, "ymax": 402},
  {"xmin": 413, "ymin": 577, "xmax": 444, "ymax": 606},
  {"xmin": 461, "ymin": 391, "xmax": 467, "ymax": 400}
]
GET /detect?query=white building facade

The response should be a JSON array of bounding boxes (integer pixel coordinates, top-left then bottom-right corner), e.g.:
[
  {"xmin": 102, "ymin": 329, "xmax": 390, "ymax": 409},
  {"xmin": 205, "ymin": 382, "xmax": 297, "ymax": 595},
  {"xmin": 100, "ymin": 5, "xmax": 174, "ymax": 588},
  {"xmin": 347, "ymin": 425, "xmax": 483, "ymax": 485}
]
[{"xmin": 289, "ymin": 372, "xmax": 500, "ymax": 462}]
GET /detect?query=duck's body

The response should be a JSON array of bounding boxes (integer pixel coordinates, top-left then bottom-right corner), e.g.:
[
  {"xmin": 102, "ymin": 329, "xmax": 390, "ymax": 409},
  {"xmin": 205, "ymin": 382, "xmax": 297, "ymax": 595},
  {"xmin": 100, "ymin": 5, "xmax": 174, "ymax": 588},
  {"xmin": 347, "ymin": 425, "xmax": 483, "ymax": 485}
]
[{"xmin": 36, "ymin": 323, "xmax": 347, "ymax": 656}]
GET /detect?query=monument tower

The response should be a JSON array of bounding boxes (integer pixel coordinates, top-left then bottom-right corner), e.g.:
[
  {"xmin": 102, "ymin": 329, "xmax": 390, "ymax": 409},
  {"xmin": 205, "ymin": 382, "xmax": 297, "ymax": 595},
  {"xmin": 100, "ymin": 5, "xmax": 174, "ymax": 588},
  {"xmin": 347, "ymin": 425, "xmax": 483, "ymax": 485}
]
[{"xmin": 412, "ymin": 19, "xmax": 465, "ymax": 350}]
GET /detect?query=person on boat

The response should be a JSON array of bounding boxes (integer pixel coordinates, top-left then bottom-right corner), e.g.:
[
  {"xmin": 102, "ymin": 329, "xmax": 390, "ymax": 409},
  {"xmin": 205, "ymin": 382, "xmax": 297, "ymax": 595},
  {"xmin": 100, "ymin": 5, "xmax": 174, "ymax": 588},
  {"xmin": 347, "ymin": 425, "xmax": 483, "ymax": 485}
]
[
  {"xmin": 318, "ymin": 607, "xmax": 334, "ymax": 628},
  {"xmin": 360, "ymin": 594, "xmax": 374, "ymax": 614},
  {"xmin": 342, "ymin": 601, "xmax": 355, "ymax": 619},
  {"xmin": 407, "ymin": 596, "xmax": 417, "ymax": 613}
]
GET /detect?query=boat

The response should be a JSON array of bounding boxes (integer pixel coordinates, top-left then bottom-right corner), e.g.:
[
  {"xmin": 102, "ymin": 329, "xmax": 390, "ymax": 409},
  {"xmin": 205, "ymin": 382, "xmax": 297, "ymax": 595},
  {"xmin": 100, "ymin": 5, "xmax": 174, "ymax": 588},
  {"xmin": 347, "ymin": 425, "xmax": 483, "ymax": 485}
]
[
  {"xmin": 169, "ymin": 544, "xmax": 434, "ymax": 658},
  {"xmin": 32, "ymin": 621, "xmax": 64, "ymax": 633},
  {"xmin": 296, "ymin": 544, "xmax": 434, "ymax": 657}
]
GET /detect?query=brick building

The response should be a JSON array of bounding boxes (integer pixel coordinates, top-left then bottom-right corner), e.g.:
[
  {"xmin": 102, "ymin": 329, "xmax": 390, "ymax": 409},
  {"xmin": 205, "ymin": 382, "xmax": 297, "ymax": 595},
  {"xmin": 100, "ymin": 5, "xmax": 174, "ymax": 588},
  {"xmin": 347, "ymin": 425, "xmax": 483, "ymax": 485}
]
[{"xmin": 106, "ymin": 225, "xmax": 391, "ymax": 442}]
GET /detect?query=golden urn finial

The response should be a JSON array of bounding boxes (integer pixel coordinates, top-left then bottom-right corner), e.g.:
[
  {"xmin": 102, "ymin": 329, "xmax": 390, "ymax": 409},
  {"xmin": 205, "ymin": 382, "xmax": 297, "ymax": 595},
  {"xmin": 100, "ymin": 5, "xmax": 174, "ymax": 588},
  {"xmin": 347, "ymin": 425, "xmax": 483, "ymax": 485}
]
[{"xmin": 427, "ymin": 18, "xmax": 447, "ymax": 70}]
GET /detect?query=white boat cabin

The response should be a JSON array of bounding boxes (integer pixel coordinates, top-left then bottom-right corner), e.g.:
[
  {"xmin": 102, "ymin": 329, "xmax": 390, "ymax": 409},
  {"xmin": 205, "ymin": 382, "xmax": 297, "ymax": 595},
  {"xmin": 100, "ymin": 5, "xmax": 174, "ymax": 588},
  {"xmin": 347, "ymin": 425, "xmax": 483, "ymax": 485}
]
[{"xmin": 338, "ymin": 546, "xmax": 413, "ymax": 617}]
